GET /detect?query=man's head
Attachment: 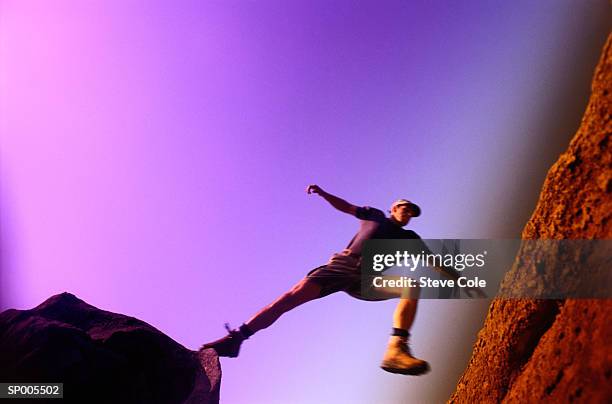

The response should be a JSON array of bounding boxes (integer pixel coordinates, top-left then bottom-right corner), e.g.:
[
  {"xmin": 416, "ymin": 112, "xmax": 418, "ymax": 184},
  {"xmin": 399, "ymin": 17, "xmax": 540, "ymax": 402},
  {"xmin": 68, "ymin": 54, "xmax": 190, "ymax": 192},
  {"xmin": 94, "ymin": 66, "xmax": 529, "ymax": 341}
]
[{"xmin": 389, "ymin": 199, "xmax": 421, "ymax": 226}]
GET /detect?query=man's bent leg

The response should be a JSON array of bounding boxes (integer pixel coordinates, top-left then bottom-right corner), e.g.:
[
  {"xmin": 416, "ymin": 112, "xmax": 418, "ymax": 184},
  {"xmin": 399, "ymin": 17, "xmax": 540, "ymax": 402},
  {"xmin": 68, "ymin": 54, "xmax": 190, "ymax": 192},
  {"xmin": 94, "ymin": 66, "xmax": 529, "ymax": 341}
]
[
  {"xmin": 201, "ymin": 278, "xmax": 323, "ymax": 357},
  {"xmin": 381, "ymin": 292, "xmax": 430, "ymax": 375}
]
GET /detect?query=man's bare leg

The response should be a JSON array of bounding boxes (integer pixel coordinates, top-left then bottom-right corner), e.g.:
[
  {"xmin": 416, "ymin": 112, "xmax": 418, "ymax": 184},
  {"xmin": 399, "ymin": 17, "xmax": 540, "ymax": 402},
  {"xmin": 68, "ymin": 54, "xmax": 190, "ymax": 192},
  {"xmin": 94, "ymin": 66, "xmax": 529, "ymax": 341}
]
[
  {"xmin": 245, "ymin": 278, "xmax": 322, "ymax": 333},
  {"xmin": 201, "ymin": 278, "xmax": 322, "ymax": 357},
  {"xmin": 393, "ymin": 298, "xmax": 418, "ymax": 330}
]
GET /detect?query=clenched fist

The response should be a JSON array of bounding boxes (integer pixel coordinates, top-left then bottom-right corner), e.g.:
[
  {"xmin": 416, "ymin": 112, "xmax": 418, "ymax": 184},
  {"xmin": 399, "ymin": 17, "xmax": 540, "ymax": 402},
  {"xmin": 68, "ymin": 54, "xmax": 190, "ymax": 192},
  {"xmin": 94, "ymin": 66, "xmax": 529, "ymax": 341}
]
[{"xmin": 306, "ymin": 184, "xmax": 325, "ymax": 195}]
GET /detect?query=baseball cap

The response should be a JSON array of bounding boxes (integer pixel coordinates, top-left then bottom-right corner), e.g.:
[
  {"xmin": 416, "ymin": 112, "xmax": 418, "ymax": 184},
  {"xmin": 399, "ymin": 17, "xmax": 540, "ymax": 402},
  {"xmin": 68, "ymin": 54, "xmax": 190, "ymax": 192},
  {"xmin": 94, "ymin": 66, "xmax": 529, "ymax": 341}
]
[{"xmin": 390, "ymin": 199, "xmax": 421, "ymax": 217}]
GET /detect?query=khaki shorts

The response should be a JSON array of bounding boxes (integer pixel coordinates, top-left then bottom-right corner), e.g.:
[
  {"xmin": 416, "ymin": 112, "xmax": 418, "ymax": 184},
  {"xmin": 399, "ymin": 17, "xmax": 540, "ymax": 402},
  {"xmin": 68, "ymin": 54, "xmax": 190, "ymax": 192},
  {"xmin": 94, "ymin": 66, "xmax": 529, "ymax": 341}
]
[{"xmin": 306, "ymin": 251, "xmax": 419, "ymax": 301}]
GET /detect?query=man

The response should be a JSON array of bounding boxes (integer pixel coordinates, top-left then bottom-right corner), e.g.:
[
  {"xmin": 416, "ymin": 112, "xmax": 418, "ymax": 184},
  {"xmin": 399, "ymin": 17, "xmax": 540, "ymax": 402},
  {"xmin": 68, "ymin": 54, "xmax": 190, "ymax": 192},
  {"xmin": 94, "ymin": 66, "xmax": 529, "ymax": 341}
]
[{"xmin": 201, "ymin": 185, "xmax": 483, "ymax": 375}]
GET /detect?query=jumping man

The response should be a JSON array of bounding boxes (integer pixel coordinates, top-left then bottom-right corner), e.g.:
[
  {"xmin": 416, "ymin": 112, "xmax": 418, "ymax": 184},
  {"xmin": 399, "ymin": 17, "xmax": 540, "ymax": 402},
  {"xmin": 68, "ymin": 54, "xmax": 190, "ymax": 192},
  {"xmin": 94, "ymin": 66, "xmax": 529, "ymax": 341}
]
[{"xmin": 201, "ymin": 185, "xmax": 484, "ymax": 375}]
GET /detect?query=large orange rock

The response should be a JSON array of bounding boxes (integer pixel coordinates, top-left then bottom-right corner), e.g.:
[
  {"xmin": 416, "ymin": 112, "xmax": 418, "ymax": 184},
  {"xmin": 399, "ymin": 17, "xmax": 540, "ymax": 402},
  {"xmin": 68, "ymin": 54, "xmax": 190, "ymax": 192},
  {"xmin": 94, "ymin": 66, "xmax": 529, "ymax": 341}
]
[{"xmin": 450, "ymin": 34, "xmax": 612, "ymax": 403}]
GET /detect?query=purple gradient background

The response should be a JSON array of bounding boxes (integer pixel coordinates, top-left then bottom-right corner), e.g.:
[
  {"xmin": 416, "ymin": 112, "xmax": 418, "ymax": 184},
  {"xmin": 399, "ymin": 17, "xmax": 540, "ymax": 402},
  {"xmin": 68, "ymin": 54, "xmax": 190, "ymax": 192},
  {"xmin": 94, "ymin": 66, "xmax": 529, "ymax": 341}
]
[{"xmin": 1, "ymin": 1, "xmax": 610, "ymax": 403}]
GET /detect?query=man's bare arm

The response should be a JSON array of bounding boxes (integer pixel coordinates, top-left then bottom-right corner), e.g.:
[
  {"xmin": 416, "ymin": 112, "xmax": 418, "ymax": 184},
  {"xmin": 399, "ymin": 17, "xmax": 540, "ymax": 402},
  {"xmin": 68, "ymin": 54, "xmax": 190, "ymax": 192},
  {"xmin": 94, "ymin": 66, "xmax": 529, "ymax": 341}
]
[
  {"xmin": 434, "ymin": 264, "xmax": 461, "ymax": 281},
  {"xmin": 420, "ymin": 243, "xmax": 487, "ymax": 298},
  {"xmin": 306, "ymin": 184, "xmax": 358, "ymax": 215}
]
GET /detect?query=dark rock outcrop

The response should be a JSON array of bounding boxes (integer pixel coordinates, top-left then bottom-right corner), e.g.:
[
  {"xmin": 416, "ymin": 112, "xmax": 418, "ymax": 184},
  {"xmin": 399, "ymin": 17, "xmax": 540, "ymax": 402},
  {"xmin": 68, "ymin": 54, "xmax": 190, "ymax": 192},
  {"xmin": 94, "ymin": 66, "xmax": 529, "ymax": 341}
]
[
  {"xmin": 450, "ymin": 35, "xmax": 612, "ymax": 403},
  {"xmin": 0, "ymin": 292, "xmax": 220, "ymax": 404}
]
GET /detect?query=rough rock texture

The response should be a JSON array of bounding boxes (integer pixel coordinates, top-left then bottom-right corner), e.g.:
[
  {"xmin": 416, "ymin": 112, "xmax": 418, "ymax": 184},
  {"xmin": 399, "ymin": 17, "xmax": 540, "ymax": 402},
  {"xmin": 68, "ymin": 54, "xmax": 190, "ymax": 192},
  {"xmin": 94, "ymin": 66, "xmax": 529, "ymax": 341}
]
[
  {"xmin": 449, "ymin": 34, "xmax": 612, "ymax": 403},
  {"xmin": 0, "ymin": 292, "xmax": 221, "ymax": 404}
]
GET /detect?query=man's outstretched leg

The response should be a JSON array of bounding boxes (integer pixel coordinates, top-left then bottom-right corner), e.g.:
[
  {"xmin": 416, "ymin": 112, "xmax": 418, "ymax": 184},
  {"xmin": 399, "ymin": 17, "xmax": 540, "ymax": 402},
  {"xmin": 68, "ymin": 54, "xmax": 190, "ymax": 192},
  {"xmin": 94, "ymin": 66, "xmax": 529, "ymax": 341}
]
[
  {"xmin": 380, "ymin": 298, "xmax": 430, "ymax": 375},
  {"xmin": 200, "ymin": 278, "xmax": 322, "ymax": 357}
]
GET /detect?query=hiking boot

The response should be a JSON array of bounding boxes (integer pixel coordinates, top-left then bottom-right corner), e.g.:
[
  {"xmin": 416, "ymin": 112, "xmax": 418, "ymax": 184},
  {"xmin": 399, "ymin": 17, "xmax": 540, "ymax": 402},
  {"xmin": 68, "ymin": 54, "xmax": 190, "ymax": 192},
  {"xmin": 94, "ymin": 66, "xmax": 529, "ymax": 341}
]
[
  {"xmin": 200, "ymin": 323, "xmax": 247, "ymax": 358},
  {"xmin": 380, "ymin": 336, "xmax": 430, "ymax": 375}
]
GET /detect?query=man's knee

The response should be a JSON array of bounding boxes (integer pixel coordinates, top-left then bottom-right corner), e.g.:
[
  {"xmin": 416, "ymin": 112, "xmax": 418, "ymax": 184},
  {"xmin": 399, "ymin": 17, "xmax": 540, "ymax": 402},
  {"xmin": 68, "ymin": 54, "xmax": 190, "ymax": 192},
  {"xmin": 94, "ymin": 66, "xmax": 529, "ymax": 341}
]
[{"xmin": 399, "ymin": 283, "xmax": 420, "ymax": 300}]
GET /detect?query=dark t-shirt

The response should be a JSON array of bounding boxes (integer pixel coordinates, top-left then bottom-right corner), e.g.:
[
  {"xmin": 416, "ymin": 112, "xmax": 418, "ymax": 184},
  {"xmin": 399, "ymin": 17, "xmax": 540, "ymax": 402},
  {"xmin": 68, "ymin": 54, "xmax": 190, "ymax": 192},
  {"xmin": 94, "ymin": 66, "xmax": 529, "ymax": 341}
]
[{"xmin": 345, "ymin": 206, "xmax": 423, "ymax": 255}]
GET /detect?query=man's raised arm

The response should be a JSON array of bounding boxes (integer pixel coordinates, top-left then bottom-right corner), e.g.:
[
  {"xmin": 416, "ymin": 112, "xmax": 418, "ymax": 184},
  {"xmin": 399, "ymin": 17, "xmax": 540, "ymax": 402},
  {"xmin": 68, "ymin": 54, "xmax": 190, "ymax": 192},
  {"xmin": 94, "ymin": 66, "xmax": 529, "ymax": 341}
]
[{"xmin": 306, "ymin": 184, "xmax": 358, "ymax": 216}]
